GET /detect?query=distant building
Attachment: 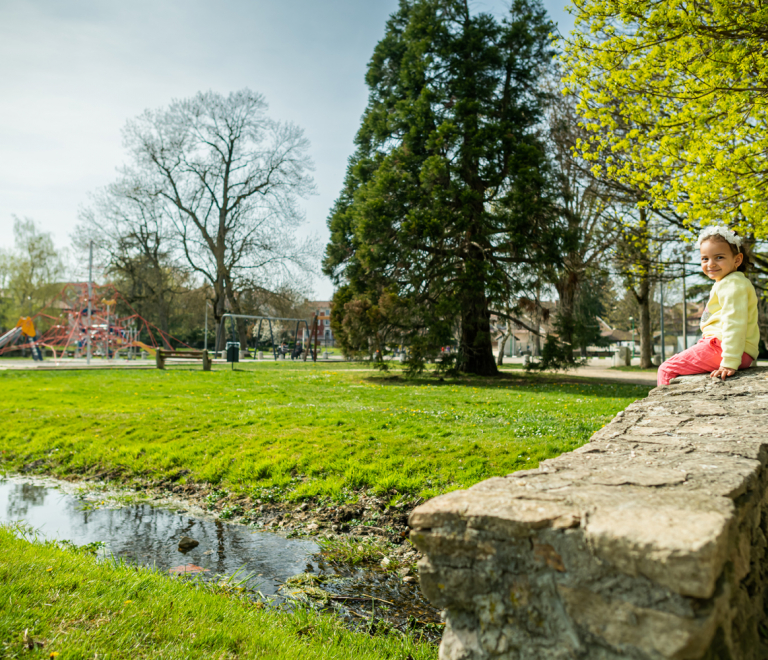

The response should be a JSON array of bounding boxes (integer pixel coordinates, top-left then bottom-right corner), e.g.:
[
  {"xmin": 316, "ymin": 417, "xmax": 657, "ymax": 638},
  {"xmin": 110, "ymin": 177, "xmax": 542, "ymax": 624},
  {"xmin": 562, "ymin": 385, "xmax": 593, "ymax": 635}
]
[
  {"xmin": 301, "ymin": 301, "xmax": 334, "ymax": 346},
  {"xmin": 596, "ymin": 316, "xmax": 636, "ymax": 347},
  {"xmin": 490, "ymin": 305, "xmax": 556, "ymax": 357}
]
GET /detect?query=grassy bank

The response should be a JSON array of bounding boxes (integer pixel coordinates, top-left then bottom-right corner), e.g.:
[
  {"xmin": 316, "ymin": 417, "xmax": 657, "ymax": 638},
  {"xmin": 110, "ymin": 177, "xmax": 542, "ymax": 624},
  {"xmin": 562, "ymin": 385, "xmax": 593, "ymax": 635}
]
[
  {"xmin": 0, "ymin": 363, "xmax": 651, "ymax": 503},
  {"xmin": 0, "ymin": 525, "xmax": 435, "ymax": 659}
]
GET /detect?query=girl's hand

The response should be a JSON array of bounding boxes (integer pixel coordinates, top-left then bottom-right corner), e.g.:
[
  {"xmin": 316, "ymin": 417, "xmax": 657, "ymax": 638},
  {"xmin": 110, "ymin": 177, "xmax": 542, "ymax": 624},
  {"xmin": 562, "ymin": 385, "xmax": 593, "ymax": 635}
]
[{"xmin": 710, "ymin": 367, "xmax": 736, "ymax": 381}]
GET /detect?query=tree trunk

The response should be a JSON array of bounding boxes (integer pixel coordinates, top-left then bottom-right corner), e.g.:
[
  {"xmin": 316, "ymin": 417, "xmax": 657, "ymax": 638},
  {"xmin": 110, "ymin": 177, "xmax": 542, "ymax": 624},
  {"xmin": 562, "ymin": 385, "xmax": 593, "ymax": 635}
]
[
  {"xmin": 496, "ymin": 329, "xmax": 509, "ymax": 366},
  {"xmin": 459, "ymin": 289, "xmax": 497, "ymax": 376},
  {"xmin": 213, "ymin": 273, "xmax": 227, "ymax": 353},
  {"xmin": 555, "ymin": 271, "xmax": 579, "ymax": 349},
  {"xmin": 148, "ymin": 261, "xmax": 171, "ymax": 339},
  {"xmin": 156, "ymin": 295, "xmax": 170, "ymax": 336},
  {"xmin": 532, "ymin": 305, "xmax": 542, "ymax": 357},
  {"xmin": 156, "ymin": 296, "xmax": 172, "ymax": 349},
  {"xmin": 636, "ymin": 277, "xmax": 653, "ymax": 369},
  {"xmin": 748, "ymin": 265, "xmax": 768, "ymax": 348}
]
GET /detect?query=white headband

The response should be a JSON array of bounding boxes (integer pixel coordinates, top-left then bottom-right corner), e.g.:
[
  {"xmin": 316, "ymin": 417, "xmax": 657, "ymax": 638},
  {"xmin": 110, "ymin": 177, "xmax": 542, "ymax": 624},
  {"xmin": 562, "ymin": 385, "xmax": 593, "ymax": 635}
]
[{"xmin": 696, "ymin": 225, "xmax": 743, "ymax": 249}]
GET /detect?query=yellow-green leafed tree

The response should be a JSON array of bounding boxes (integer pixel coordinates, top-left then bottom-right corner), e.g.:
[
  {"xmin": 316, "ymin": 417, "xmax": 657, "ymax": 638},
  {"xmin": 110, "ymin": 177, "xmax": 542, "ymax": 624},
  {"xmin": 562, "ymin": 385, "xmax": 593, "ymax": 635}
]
[
  {"xmin": 561, "ymin": 0, "xmax": 768, "ymax": 237},
  {"xmin": 0, "ymin": 217, "xmax": 64, "ymax": 333}
]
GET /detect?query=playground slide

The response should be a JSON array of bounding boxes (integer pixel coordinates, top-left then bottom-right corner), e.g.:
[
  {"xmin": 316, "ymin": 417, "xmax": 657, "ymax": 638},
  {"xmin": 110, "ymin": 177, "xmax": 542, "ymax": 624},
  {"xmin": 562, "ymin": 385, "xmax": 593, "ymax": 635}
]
[
  {"xmin": 0, "ymin": 327, "xmax": 22, "ymax": 350},
  {"xmin": 128, "ymin": 341, "xmax": 157, "ymax": 356},
  {"xmin": 0, "ymin": 318, "xmax": 42, "ymax": 360}
]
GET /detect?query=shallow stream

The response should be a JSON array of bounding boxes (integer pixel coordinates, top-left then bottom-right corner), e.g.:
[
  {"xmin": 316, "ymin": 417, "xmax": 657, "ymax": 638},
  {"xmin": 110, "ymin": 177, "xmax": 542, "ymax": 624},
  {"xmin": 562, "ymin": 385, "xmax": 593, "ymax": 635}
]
[{"xmin": 0, "ymin": 477, "xmax": 441, "ymax": 640}]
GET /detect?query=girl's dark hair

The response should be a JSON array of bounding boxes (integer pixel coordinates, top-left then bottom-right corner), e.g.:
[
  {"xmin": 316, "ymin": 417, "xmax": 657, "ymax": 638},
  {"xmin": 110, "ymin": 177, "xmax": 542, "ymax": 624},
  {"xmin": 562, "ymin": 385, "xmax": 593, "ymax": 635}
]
[{"xmin": 704, "ymin": 234, "xmax": 750, "ymax": 272}]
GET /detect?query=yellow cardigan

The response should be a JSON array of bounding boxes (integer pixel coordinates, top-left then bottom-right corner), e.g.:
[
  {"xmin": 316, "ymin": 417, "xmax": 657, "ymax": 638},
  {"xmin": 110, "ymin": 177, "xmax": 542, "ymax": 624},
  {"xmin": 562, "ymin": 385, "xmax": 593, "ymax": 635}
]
[{"xmin": 700, "ymin": 271, "xmax": 760, "ymax": 370}]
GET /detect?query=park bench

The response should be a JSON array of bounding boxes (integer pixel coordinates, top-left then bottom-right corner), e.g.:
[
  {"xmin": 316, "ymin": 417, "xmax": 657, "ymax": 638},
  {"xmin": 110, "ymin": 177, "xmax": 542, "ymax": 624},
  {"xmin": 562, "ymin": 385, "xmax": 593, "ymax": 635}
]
[{"xmin": 155, "ymin": 349, "xmax": 211, "ymax": 371}]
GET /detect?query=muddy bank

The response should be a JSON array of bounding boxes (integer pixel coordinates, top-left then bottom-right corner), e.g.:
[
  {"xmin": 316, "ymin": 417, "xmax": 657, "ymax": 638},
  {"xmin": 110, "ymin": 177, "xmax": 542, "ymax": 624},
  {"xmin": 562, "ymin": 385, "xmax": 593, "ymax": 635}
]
[
  {"xmin": 1, "ymin": 473, "xmax": 442, "ymax": 640},
  {"xmin": 15, "ymin": 462, "xmax": 424, "ymax": 572}
]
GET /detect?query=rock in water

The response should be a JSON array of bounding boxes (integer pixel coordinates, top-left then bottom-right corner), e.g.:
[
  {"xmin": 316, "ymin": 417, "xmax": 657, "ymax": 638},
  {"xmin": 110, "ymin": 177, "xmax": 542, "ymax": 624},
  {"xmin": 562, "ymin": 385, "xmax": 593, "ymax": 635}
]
[{"xmin": 178, "ymin": 536, "xmax": 199, "ymax": 552}]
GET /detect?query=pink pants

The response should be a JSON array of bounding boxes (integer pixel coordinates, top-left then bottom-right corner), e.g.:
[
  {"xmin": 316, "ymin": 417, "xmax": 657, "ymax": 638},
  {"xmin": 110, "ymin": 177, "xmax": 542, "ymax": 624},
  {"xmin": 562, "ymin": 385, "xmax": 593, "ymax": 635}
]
[{"xmin": 657, "ymin": 337, "xmax": 753, "ymax": 386}]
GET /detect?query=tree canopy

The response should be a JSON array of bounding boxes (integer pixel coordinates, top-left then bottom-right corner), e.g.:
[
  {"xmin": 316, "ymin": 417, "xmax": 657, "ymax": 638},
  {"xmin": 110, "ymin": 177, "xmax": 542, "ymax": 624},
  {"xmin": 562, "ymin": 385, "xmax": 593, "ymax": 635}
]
[
  {"xmin": 104, "ymin": 89, "xmax": 317, "ymax": 343},
  {"xmin": 323, "ymin": 0, "xmax": 558, "ymax": 375},
  {"xmin": 0, "ymin": 217, "xmax": 64, "ymax": 331},
  {"xmin": 562, "ymin": 0, "xmax": 768, "ymax": 237}
]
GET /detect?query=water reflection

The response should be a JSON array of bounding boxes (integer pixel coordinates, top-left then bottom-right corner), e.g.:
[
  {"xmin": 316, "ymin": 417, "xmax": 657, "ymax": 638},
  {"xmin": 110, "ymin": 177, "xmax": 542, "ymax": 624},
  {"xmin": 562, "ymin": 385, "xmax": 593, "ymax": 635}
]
[
  {"xmin": 0, "ymin": 477, "xmax": 443, "ymax": 638},
  {"xmin": 5, "ymin": 482, "xmax": 46, "ymax": 517},
  {"xmin": 0, "ymin": 478, "xmax": 318, "ymax": 595}
]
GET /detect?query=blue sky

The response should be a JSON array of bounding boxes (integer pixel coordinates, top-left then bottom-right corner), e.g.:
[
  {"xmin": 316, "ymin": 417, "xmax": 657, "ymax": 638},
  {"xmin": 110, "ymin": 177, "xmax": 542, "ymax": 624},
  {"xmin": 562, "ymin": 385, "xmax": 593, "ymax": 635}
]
[{"xmin": 0, "ymin": 0, "xmax": 574, "ymax": 297}]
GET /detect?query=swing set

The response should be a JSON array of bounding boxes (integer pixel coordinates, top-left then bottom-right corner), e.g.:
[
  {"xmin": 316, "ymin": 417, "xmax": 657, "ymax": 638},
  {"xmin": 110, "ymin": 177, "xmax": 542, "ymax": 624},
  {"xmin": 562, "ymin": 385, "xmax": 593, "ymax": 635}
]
[{"xmin": 215, "ymin": 313, "xmax": 322, "ymax": 361}]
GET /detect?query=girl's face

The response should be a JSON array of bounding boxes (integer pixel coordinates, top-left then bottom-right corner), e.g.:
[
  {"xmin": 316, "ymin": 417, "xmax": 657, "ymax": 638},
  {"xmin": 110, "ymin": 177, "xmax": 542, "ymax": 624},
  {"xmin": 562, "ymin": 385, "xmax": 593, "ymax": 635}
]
[{"xmin": 700, "ymin": 239, "xmax": 742, "ymax": 281}]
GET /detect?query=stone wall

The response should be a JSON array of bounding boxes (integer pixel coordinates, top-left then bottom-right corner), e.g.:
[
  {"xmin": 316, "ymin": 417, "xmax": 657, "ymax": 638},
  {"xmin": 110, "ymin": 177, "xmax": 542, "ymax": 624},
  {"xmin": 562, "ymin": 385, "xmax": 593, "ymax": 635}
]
[{"xmin": 410, "ymin": 368, "xmax": 768, "ymax": 660}]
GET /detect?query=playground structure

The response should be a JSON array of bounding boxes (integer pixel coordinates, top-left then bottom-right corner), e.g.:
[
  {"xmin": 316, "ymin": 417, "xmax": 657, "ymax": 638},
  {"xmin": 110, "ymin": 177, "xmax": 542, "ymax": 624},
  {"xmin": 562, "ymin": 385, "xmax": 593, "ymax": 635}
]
[
  {"xmin": 0, "ymin": 280, "xmax": 328, "ymax": 367},
  {"xmin": 0, "ymin": 317, "xmax": 43, "ymax": 360},
  {"xmin": 215, "ymin": 313, "xmax": 322, "ymax": 361},
  {"xmin": 0, "ymin": 283, "xmax": 190, "ymax": 363}
]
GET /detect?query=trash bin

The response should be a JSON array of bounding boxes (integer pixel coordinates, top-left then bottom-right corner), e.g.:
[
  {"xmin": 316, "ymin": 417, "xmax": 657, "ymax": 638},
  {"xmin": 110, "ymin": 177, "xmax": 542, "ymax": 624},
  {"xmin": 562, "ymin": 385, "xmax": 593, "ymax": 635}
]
[
  {"xmin": 226, "ymin": 342, "xmax": 240, "ymax": 363},
  {"xmin": 615, "ymin": 346, "xmax": 631, "ymax": 367}
]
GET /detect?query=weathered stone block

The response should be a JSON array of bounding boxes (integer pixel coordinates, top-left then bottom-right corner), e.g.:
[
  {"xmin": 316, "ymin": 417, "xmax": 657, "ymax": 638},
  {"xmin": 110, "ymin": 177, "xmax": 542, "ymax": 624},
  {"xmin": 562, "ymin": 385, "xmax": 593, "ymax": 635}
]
[{"xmin": 410, "ymin": 368, "xmax": 768, "ymax": 659}]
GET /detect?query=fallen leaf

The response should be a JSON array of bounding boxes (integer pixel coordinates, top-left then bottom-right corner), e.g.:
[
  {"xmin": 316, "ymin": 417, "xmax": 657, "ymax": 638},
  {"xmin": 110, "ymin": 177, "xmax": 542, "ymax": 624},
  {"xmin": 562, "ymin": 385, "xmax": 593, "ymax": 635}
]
[{"xmin": 168, "ymin": 564, "xmax": 209, "ymax": 575}]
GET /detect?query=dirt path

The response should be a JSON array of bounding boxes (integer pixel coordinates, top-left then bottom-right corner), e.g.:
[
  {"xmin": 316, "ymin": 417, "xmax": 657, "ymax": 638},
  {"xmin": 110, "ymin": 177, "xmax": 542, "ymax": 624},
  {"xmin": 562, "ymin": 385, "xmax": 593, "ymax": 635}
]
[{"xmin": 567, "ymin": 365, "xmax": 657, "ymax": 386}]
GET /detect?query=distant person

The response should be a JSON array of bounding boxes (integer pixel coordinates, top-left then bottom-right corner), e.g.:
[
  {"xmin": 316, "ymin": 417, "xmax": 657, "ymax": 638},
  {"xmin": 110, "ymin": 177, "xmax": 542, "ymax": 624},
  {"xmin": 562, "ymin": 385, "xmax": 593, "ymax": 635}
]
[
  {"xmin": 291, "ymin": 344, "xmax": 303, "ymax": 360},
  {"xmin": 657, "ymin": 226, "xmax": 759, "ymax": 386}
]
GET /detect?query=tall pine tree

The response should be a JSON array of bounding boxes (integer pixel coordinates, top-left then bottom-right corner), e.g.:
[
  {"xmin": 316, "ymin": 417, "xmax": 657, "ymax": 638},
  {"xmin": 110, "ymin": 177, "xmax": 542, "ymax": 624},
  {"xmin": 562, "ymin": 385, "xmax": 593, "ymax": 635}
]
[{"xmin": 324, "ymin": 0, "xmax": 558, "ymax": 375}]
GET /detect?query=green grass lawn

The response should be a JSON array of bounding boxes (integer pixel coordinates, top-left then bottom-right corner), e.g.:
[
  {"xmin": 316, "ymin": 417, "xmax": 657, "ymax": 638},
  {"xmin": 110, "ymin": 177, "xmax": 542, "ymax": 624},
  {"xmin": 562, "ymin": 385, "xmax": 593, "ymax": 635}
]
[
  {"xmin": 0, "ymin": 525, "xmax": 435, "ymax": 660},
  {"xmin": 0, "ymin": 363, "xmax": 650, "ymax": 504}
]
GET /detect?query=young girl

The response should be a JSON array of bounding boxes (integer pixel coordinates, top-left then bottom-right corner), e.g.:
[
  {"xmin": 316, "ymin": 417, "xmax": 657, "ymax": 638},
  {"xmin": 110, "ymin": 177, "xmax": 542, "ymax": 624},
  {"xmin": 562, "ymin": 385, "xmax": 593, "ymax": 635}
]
[{"xmin": 657, "ymin": 226, "xmax": 760, "ymax": 386}]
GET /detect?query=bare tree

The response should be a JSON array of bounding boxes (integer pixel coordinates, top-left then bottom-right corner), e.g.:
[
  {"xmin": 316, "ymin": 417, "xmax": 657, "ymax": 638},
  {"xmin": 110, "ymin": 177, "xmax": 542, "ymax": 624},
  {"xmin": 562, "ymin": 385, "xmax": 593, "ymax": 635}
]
[
  {"xmin": 120, "ymin": 89, "xmax": 318, "ymax": 346},
  {"xmin": 542, "ymin": 87, "xmax": 620, "ymax": 350},
  {"xmin": 77, "ymin": 185, "xmax": 186, "ymax": 339},
  {"xmin": 611, "ymin": 208, "xmax": 670, "ymax": 368}
]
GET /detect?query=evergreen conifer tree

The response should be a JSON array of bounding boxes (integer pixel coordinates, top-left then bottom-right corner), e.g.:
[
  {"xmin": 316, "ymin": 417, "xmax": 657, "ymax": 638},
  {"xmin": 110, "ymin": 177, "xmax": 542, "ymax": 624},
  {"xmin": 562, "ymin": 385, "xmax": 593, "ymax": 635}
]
[{"xmin": 323, "ymin": 0, "xmax": 558, "ymax": 375}]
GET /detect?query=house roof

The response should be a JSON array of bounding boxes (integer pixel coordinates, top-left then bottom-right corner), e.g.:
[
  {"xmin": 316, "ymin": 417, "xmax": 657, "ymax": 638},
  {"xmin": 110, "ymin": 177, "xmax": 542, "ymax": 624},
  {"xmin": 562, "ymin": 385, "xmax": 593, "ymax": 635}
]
[
  {"xmin": 602, "ymin": 328, "xmax": 634, "ymax": 342},
  {"xmin": 596, "ymin": 317, "xmax": 635, "ymax": 343}
]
